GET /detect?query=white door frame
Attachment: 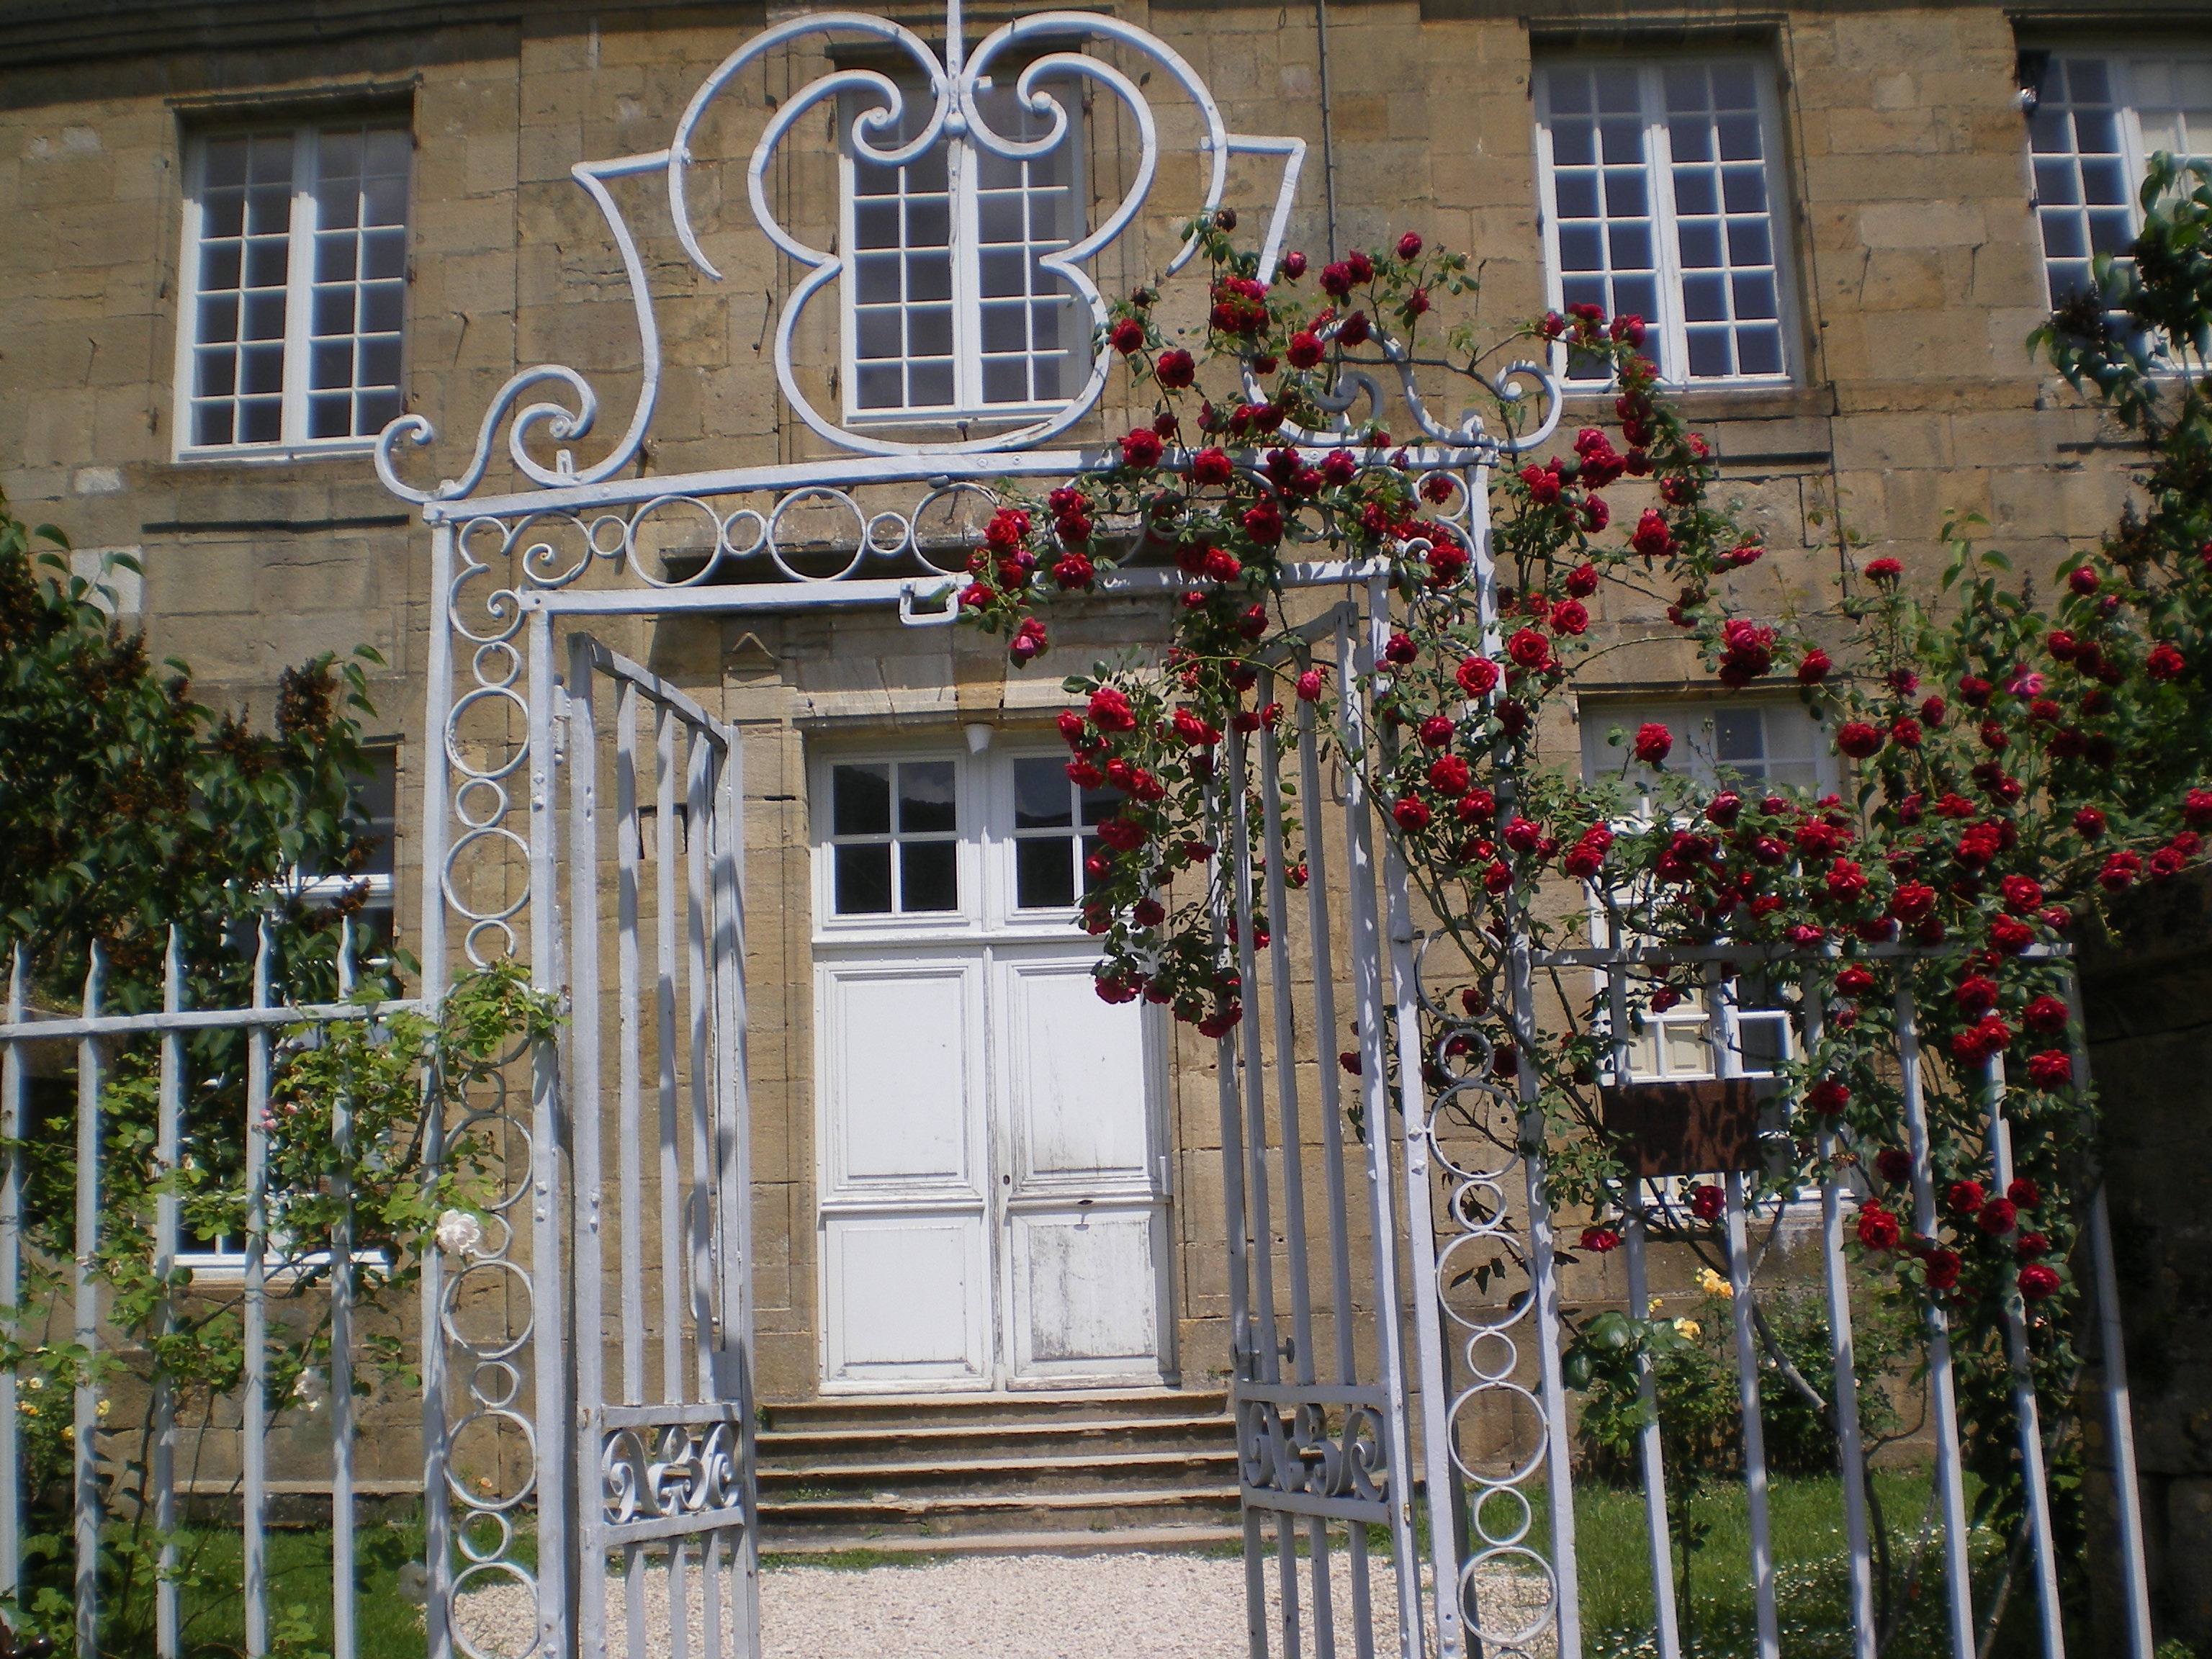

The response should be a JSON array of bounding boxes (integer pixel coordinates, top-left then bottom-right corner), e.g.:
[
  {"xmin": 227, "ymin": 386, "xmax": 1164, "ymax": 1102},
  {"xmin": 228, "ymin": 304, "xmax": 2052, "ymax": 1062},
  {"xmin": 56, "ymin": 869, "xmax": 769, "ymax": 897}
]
[{"xmin": 809, "ymin": 737, "xmax": 1176, "ymax": 1394}]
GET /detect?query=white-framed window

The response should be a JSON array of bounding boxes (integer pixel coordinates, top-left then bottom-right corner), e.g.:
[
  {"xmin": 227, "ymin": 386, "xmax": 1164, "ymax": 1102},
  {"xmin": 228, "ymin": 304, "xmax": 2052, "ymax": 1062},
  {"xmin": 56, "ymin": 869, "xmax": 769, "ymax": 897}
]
[
  {"xmin": 1007, "ymin": 754, "xmax": 1115, "ymax": 912},
  {"xmin": 175, "ymin": 120, "xmax": 411, "ymax": 456},
  {"xmin": 1578, "ymin": 696, "xmax": 1835, "ymax": 815},
  {"xmin": 2023, "ymin": 48, "xmax": 2212, "ymax": 311},
  {"xmin": 1534, "ymin": 56, "xmax": 1794, "ymax": 386},
  {"xmin": 839, "ymin": 76, "xmax": 1087, "ymax": 423},
  {"xmin": 824, "ymin": 757, "xmax": 964, "ymax": 917}
]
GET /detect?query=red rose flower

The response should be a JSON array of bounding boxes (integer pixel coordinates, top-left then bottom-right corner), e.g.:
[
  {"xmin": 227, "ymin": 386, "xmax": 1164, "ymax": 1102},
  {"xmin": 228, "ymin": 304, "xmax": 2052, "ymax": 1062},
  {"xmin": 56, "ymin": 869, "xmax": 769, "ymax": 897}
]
[
  {"xmin": 2008, "ymin": 1178, "xmax": 2042, "ymax": 1208},
  {"xmin": 1856, "ymin": 1205, "xmax": 1902, "ymax": 1250},
  {"xmin": 1155, "ymin": 348, "xmax": 1195, "ymax": 388},
  {"xmin": 1393, "ymin": 798, "xmax": 1432, "ymax": 832},
  {"xmin": 1631, "ymin": 508, "xmax": 1674, "ymax": 560},
  {"xmin": 1550, "ymin": 598, "xmax": 1590, "ymax": 636},
  {"xmin": 1875, "ymin": 1149, "xmax": 1912, "ymax": 1186},
  {"xmin": 1954, "ymin": 976, "xmax": 2000, "ymax": 1017},
  {"xmin": 1688, "ymin": 1183, "xmax": 1725, "ymax": 1222},
  {"xmin": 2000, "ymin": 874, "xmax": 2044, "ymax": 913},
  {"xmin": 1946, "ymin": 1179, "xmax": 1987, "ymax": 1216},
  {"xmin": 2018, "ymin": 1263, "xmax": 2061, "ymax": 1300},
  {"xmin": 1429, "ymin": 755, "xmax": 1471, "ymax": 793},
  {"xmin": 1133, "ymin": 896, "xmax": 1166, "ymax": 927},
  {"xmin": 2015, "ymin": 1232, "xmax": 2050, "ymax": 1261},
  {"xmin": 1088, "ymin": 686, "xmax": 1138, "ymax": 732},
  {"xmin": 2100, "ymin": 850, "xmax": 2143, "ymax": 891},
  {"xmin": 2074, "ymin": 806, "xmax": 2107, "ymax": 839},
  {"xmin": 1120, "ymin": 428, "xmax": 1164, "ymax": 468},
  {"xmin": 2148, "ymin": 643, "xmax": 2187, "ymax": 681},
  {"xmin": 2068, "ymin": 566, "xmax": 2100, "ymax": 595},
  {"xmin": 1566, "ymin": 562, "xmax": 1601, "ymax": 598},
  {"xmin": 1633, "ymin": 722, "xmax": 1673, "ymax": 765},
  {"xmin": 1295, "ymin": 667, "xmax": 1326, "ymax": 702},
  {"xmin": 1383, "ymin": 631, "xmax": 1419, "ymax": 665},
  {"xmin": 1977, "ymin": 1197, "xmax": 2018, "ymax": 1235},
  {"xmin": 1921, "ymin": 1248, "xmax": 1961, "ymax": 1291},
  {"xmin": 1191, "ymin": 446, "xmax": 1234, "ymax": 485},
  {"xmin": 1457, "ymin": 655, "xmax": 1501, "ymax": 696},
  {"xmin": 1578, "ymin": 1226, "xmax": 1622, "ymax": 1254},
  {"xmin": 1508, "ymin": 628, "xmax": 1554, "ymax": 672},
  {"xmin": 1836, "ymin": 721, "xmax": 1883, "ymax": 758},
  {"xmin": 1805, "ymin": 1079, "xmax": 1851, "ymax": 1115},
  {"xmin": 1864, "ymin": 557, "xmax": 1903, "ymax": 583},
  {"xmin": 1836, "ymin": 965, "xmax": 1876, "ymax": 997},
  {"xmin": 2026, "ymin": 1051, "xmax": 2074, "ymax": 1089},
  {"xmin": 1798, "ymin": 648, "xmax": 1833, "ymax": 685},
  {"xmin": 2023, "ymin": 996, "xmax": 2067, "ymax": 1034}
]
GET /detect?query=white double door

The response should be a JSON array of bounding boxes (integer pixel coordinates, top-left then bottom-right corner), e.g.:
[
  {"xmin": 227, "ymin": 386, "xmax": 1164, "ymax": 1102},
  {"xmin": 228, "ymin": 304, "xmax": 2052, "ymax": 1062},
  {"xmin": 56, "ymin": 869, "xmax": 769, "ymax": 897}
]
[{"xmin": 813, "ymin": 747, "xmax": 1172, "ymax": 1393}]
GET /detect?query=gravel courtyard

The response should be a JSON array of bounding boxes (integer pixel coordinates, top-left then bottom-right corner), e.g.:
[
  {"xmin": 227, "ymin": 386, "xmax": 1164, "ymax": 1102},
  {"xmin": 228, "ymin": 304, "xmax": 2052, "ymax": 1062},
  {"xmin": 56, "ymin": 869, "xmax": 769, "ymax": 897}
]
[{"xmin": 454, "ymin": 1547, "xmax": 1557, "ymax": 1658}]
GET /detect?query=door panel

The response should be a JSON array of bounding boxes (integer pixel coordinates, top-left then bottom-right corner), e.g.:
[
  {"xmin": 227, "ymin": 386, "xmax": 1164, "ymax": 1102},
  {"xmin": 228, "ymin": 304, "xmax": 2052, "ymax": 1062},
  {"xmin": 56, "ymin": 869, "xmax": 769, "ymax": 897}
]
[
  {"xmin": 1007, "ymin": 1206, "xmax": 1164, "ymax": 1381},
  {"xmin": 997, "ymin": 952, "xmax": 1166, "ymax": 1385},
  {"xmin": 822, "ymin": 1213, "xmax": 990, "ymax": 1385},
  {"xmin": 820, "ymin": 963, "xmax": 976, "ymax": 1194},
  {"xmin": 1001, "ymin": 957, "xmax": 1154, "ymax": 1187}
]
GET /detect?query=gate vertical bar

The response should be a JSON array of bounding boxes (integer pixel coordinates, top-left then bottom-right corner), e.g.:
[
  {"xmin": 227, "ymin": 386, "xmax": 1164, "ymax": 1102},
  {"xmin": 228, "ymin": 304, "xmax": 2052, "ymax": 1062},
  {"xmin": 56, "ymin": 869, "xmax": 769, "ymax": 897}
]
[
  {"xmin": 568, "ymin": 638, "xmax": 608, "ymax": 1659},
  {"xmin": 615, "ymin": 678, "xmax": 650, "ymax": 1659},
  {"xmin": 712, "ymin": 722, "xmax": 762, "ymax": 1658},
  {"xmin": 2062, "ymin": 971, "xmax": 2152, "ymax": 1659},
  {"xmin": 652, "ymin": 703, "xmax": 691, "ymax": 1659},
  {"xmin": 419, "ymin": 516, "xmax": 457, "ymax": 1659},
  {"xmin": 74, "ymin": 945, "xmax": 105, "ymax": 1659},
  {"xmin": 1982, "ymin": 1054, "xmax": 2063, "ymax": 1659},
  {"xmin": 1604, "ymin": 953, "xmax": 1679, "ymax": 1659},
  {"xmin": 1803, "ymin": 988, "xmax": 1875, "ymax": 1659},
  {"xmin": 1258, "ymin": 679, "xmax": 1332, "ymax": 1658},
  {"xmin": 526, "ymin": 607, "xmax": 573, "ymax": 1659},
  {"xmin": 155, "ymin": 929, "xmax": 183, "ymax": 1659},
  {"xmin": 331, "ymin": 923, "xmax": 359, "ymax": 1659},
  {"xmin": 244, "ymin": 924, "xmax": 271, "ymax": 1658},
  {"xmin": 1228, "ymin": 729, "xmax": 1300, "ymax": 1659},
  {"xmin": 1206, "ymin": 765, "xmax": 1265, "ymax": 1659},
  {"xmin": 0, "ymin": 948, "xmax": 23, "ymax": 1610},
  {"xmin": 1895, "ymin": 985, "xmax": 1977, "ymax": 1659},
  {"xmin": 1338, "ymin": 613, "xmax": 1424, "ymax": 1659},
  {"xmin": 1297, "ymin": 640, "xmax": 1372, "ymax": 1659},
  {"xmin": 1713, "ymin": 976, "xmax": 1777, "ymax": 1659},
  {"xmin": 683, "ymin": 732, "xmax": 724, "ymax": 1657}
]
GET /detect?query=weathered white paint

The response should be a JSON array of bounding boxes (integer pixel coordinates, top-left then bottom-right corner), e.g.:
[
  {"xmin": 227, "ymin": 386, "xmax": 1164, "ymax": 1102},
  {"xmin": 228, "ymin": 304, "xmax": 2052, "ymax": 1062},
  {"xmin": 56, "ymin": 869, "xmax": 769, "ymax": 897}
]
[{"xmin": 813, "ymin": 749, "xmax": 1169, "ymax": 1393}]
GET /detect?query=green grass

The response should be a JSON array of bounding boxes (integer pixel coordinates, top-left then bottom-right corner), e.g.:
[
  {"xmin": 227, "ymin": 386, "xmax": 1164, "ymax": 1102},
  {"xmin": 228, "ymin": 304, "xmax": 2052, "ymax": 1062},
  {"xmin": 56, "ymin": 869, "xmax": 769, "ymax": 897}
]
[{"xmin": 1554, "ymin": 1472, "xmax": 2002, "ymax": 1658}]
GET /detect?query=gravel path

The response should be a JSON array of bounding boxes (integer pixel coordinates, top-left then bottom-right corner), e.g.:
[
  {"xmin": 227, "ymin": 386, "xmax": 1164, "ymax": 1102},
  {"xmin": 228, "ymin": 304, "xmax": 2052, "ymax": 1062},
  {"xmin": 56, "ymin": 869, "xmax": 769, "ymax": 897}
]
[{"xmin": 454, "ymin": 1548, "xmax": 1557, "ymax": 1658}]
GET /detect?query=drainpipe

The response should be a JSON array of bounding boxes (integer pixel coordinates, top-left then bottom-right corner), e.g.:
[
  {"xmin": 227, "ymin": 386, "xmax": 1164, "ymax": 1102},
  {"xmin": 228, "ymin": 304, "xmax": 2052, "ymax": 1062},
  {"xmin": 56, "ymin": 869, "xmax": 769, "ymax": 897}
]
[{"xmin": 1313, "ymin": 0, "xmax": 1340, "ymax": 258}]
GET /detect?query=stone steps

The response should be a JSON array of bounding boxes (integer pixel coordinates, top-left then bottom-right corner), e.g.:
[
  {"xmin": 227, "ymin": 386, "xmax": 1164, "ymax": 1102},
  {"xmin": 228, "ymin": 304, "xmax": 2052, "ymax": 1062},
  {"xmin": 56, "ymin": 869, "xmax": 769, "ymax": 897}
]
[{"xmin": 755, "ymin": 1390, "xmax": 1241, "ymax": 1556}]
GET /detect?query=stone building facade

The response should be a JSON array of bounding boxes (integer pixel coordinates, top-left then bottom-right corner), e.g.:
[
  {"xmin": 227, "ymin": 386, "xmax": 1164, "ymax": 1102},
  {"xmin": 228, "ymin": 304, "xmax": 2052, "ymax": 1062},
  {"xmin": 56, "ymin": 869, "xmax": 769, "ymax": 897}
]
[{"xmin": 2, "ymin": 0, "xmax": 2206, "ymax": 1624}]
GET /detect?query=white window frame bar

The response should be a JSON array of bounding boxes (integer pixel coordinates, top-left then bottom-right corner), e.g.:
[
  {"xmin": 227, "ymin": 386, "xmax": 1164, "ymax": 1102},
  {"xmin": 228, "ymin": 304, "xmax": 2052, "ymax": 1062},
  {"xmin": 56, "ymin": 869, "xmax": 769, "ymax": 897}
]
[
  {"xmin": 835, "ymin": 78, "xmax": 1088, "ymax": 427},
  {"xmin": 1532, "ymin": 53, "xmax": 1799, "ymax": 390},
  {"xmin": 171, "ymin": 120, "xmax": 413, "ymax": 462}
]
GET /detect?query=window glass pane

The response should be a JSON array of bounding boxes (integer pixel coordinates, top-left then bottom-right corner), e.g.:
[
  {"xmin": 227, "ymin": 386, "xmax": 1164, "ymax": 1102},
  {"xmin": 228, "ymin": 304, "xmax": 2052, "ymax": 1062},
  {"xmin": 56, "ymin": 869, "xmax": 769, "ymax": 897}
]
[
  {"xmin": 835, "ymin": 844, "xmax": 893, "ymax": 914},
  {"xmin": 1013, "ymin": 758, "xmax": 1074, "ymax": 828},
  {"xmin": 832, "ymin": 764, "xmax": 891, "ymax": 835},
  {"xmin": 1662, "ymin": 1022, "xmax": 1712, "ymax": 1076},
  {"xmin": 1738, "ymin": 1013, "xmax": 1788, "ymax": 1074},
  {"xmin": 899, "ymin": 760, "xmax": 957, "ymax": 833},
  {"xmin": 900, "ymin": 841, "xmax": 958, "ymax": 912},
  {"xmin": 1015, "ymin": 836, "xmax": 1076, "ymax": 909},
  {"xmin": 1712, "ymin": 708, "xmax": 1766, "ymax": 765},
  {"xmin": 1079, "ymin": 785, "xmax": 1118, "ymax": 827}
]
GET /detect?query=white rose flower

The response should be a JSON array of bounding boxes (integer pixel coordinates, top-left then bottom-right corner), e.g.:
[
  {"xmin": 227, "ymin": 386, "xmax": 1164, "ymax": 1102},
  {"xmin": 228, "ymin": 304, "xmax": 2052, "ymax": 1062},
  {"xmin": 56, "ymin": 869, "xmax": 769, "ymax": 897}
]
[
  {"xmin": 395, "ymin": 1560, "xmax": 431, "ymax": 1606},
  {"xmin": 435, "ymin": 1210, "xmax": 483, "ymax": 1258},
  {"xmin": 293, "ymin": 1369, "xmax": 327, "ymax": 1411}
]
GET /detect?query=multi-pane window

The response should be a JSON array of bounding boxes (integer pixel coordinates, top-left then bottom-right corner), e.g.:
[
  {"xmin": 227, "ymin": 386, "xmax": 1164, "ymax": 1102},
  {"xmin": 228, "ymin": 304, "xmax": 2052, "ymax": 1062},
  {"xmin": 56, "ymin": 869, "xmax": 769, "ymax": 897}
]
[
  {"xmin": 1580, "ymin": 697, "xmax": 1833, "ymax": 816},
  {"xmin": 1536, "ymin": 59, "xmax": 1790, "ymax": 385},
  {"xmin": 827, "ymin": 760, "xmax": 960, "ymax": 914},
  {"xmin": 2026, "ymin": 51, "xmax": 2212, "ymax": 310},
  {"xmin": 1009, "ymin": 756, "xmax": 1115, "ymax": 911},
  {"xmin": 297, "ymin": 745, "xmax": 399, "ymax": 961},
  {"xmin": 179, "ymin": 121, "xmax": 410, "ymax": 452},
  {"xmin": 841, "ymin": 77, "xmax": 1086, "ymax": 421}
]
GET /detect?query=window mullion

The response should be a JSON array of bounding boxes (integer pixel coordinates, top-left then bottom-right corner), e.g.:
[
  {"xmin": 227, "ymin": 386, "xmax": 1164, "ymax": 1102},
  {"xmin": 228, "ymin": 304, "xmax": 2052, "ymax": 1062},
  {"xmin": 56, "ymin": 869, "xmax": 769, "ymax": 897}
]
[
  {"xmin": 175, "ymin": 148, "xmax": 208, "ymax": 454},
  {"xmin": 1645, "ymin": 71, "xmax": 1689, "ymax": 386},
  {"xmin": 951, "ymin": 135, "xmax": 980, "ymax": 414},
  {"xmin": 282, "ymin": 125, "xmax": 318, "ymax": 446}
]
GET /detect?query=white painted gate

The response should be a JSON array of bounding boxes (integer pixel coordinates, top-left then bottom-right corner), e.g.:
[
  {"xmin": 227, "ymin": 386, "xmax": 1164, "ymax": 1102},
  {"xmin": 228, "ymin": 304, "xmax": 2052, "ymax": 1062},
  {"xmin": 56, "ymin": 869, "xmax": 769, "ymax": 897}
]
[{"xmin": 813, "ymin": 746, "xmax": 1170, "ymax": 1392}]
